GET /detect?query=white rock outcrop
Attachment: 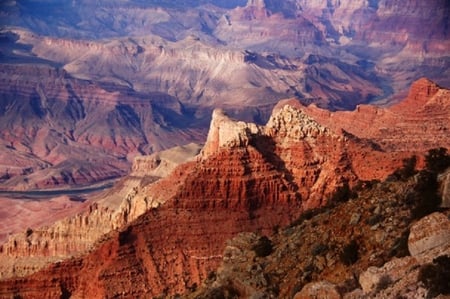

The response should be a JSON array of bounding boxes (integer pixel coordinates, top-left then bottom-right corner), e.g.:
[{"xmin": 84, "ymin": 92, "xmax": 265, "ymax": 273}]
[
  {"xmin": 408, "ymin": 212, "xmax": 450, "ymax": 256},
  {"xmin": 201, "ymin": 109, "xmax": 262, "ymax": 158}
]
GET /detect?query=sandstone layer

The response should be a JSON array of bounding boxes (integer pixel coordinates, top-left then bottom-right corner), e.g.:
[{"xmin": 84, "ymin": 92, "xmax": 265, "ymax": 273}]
[{"xmin": 0, "ymin": 143, "xmax": 202, "ymax": 279}]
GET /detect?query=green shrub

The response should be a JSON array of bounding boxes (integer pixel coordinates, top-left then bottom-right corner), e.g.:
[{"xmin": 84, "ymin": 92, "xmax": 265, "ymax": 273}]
[
  {"xmin": 411, "ymin": 170, "xmax": 441, "ymax": 219},
  {"xmin": 340, "ymin": 240, "xmax": 359, "ymax": 266},
  {"xmin": 418, "ymin": 255, "xmax": 450, "ymax": 298},
  {"xmin": 390, "ymin": 156, "xmax": 418, "ymax": 181},
  {"xmin": 425, "ymin": 147, "xmax": 450, "ymax": 174},
  {"xmin": 252, "ymin": 236, "xmax": 273, "ymax": 257}
]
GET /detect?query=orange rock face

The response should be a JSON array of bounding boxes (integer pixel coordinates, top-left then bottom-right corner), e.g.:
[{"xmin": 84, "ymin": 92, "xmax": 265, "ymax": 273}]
[{"xmin": 282, "ymin": 78, "xmax": 450, "ymax": 154}]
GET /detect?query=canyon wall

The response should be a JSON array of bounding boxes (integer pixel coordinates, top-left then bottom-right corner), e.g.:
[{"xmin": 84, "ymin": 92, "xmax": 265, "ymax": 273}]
[{"xmin": 0, "ymin": 63, "xmax": 205, "ymax": 190}]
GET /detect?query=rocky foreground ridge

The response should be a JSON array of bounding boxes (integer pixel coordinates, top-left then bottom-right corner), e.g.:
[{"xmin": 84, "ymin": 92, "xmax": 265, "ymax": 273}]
[
  {"xmin": 0, "ymin": 79, "xmax": 449, "ymax": 297},
  {"xmin": 187, "ymin": 172, "xmax": 450, "ymax": 298}
]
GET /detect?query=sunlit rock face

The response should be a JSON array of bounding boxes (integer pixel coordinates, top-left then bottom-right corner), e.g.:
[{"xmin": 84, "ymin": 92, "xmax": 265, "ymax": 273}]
[
  {"xmin": 0, "ymin": 1, "xmax": 449, "ymax": 296},
  {"xmin": 408, "ymin": 212, "xmax": 450, "ymax": 257},
  {"xmin": 296, "ymin": 78, "xmax": 450, "ymax": 153}
]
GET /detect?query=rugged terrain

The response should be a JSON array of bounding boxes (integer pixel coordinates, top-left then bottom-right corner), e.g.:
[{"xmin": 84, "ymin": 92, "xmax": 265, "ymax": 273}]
[
  {"xmin": 0, "ymin": 63, "xmax": 207, "ymax": 190},
  {"xmin": 187, "ymin": 170, "xmax": 450, "ymax": 298},
  {"xmin": 0, "ymin": 0, "xmax": 449, "ymax": 190},
  {"xmin": 0, "ymin": 78, "xmax": 449, "ymax": 298},
  {"xmin": 0, "ymin": 0, "xmax": 449, "ymax": 297}
]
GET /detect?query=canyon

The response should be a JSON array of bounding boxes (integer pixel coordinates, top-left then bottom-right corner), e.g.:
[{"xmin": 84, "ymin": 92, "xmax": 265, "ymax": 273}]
[
  {"xmin": 0, "ymin": 0, "xmax": 449, "ymax": 297},
  {"xmin": 0, "ymin": 78, "xmax": 449, "ymax": 297},
  {"xmin": 0, "ymin": 0, "xmax": 449, "ymax": 190}
]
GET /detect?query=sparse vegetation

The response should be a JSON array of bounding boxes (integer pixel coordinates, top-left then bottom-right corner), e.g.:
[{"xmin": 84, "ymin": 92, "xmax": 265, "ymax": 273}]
[
  {"xmin": 388, "ymin": 229, "xmax": 410, "ymax": 258},
  {"xmin": 395, "ymin": 147, "xmax": 450, "ymax": 220},
  {"xmin": 375, "ymin": 274, "xmax": 393, "ymax": 293},
  {"xmin": 418, "ymin": 255, "xmax": 450, "ymax": 298},
  {"xmin": 408, "ymin": 147, "xmax": 450, "ymax": 219},
  {"xmin": 387, "ymin": 148, "xmax": 450, "ymax": 220},
  {"xmin": 425, "ymin": 147, "xmax": 450, "ymax": 174},
  {"xmin": 184, "ymin": 156, "xmax": 450, "ymax": 298},
  {"xmin": 194, "ymin": 284, "xmax": 240, "ymax": 299},
  {"xmin": 252, "ymin": 236, "xmax": 273, "ymax": 257},
  {"xmin": 340, "ymin": 240, "xmax": 359, "ymax": 266},
  {"xmin": 410, "ymin": 170, "xmax": 441, "ymax": 219},
  {"xmin": 389, "ymin": 155, "xmax": 418, "ymax": 181},
  {"xmin": 289, "ymin": 207, "xmax": 325, "ymax": 228},
  {"xmin": 330, "ymin": 181, "xmax": 357, "ymax": 202}
]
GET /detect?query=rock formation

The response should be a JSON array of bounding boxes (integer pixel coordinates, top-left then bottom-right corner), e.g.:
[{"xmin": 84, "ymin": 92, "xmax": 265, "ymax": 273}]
[
  {"xmin": 0, "ymin": 143, "xmax": 202, "ymax": 279},
  {"xmin": 201, "ymin": 109, "xmax": 265, "ymax": 157},
  {"xmin": 0, "ymin": 78, "xmax": 449, "ymax": 297},
  {"xmin": 358, "ymin": 212, "xmax": 450, "ymax": 298},
  {"xmin": 0, "ymin": 0, "xmax": 449, "ymax": 296},
  {"xmin": 407, "ymin": 212, "xmax": 450, "ymax": 257},
  {"xmin": 293, "ymin": 281, "xmax": 341, "ymax": 299},
  {"xmin": 183, "ymin": 170, "xmax": 450, "ymax": 298},
  {"xmin": 294, "ymin": 78, "xmax": 450, "ymax": 153},
  {"xmin": 439, "ymin": 169, "xmax": 450, "ymax": 208}
]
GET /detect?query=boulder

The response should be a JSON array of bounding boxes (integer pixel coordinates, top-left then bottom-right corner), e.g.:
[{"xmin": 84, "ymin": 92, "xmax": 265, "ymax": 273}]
[
  {"xmin": 294, "ymin": 281, "xmax": 341, "ymax": 299},
  {"xmin": 438, "ymin": 169, "xmax": 450, "ymax": 208},
  {"xmin": 408, "ymin": 212, "xmax": 450, "ymax": 256}
]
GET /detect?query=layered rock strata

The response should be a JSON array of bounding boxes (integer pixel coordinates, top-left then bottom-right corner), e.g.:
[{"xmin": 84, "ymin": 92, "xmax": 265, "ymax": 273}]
[
  {"xmin": 0, "ymin": 63, "xmax": 205, "ymax": 190},
  {"xmin": 0, "ymin": 79, "xmax": 449, "ymax": 296},
  {"xmin": 284, "ymin": 78, "xmax": 450, "ymax": 153},
  {"xmin": 0, "ymin": 104, "xmax": 394, "ymax": 296},
  {"xmin": 0, "ymin": 143, "xmax": 202, "ymax": 279}
]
